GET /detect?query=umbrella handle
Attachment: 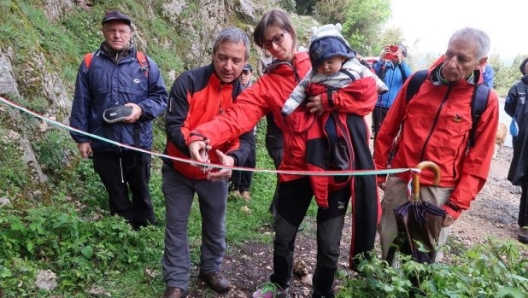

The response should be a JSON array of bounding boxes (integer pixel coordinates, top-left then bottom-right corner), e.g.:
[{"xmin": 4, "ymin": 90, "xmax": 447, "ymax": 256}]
[{"xmin": 412, "ymin": 161, "xmax": 441, "ymax": 201}]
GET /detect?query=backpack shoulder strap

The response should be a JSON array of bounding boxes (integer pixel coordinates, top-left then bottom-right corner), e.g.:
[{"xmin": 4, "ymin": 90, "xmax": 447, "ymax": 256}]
[
  {"xmin": 136, "ymin": 51, "xmax": 148, "ymax": 70},
  {"xmin": 469, "ymin": 84, "xmax": 491, "ymax": 147},
  {"xmin": 83, "ymin": 52, "xmax": 94, "ymax": 69},
  {"xmin": 405, "ymin": 69, "xmax": 428, "ymax": 102},
  {"xmin": 398, "ymin": 63, "xmax": 409, "ymax": 82}
]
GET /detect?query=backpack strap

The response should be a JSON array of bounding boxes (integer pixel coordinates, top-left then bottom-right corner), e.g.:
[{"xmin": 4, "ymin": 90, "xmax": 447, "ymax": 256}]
[
  {"xmin": 135, "ymin": 51, "xmax": 149, "ymax": 77},
  {"xmin": 405, "ymin": 69, "xmax": 428, "ymax": 102},
  {"xmin": 83, "ymin": 51, "xmax": 148, "ymax": 77},
  {"xmin": 83, "ymin": 52, "xmax": 94, "ymax": 69},
  {"xmin": 468, "ymin": 84, "xmax": 490, "ymax": 147},
  {"xmin": 397, "ymin": 63, "xmax": 409, "ymax": 82}
]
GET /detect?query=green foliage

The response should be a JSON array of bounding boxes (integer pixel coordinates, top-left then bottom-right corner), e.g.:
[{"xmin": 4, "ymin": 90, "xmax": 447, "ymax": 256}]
[
  {"xmin": 341, "ymin": 0, "xmax": 391, "ymax": 55},
  {"xmin": 33, "ymin": 130, "xmax": 76, "ymax": 178},
  {"xmin": 339, "ymin": 239, "xmax": 528, "ymax": 298},
  {"xmin": 294, "ymin": 0, "xmax": 316, "ymax": 15},
  {"xmin": 492, "ymin": 54, "xmax": 528, "ymax": 97},
  {"xmin": 0, "ymin": 204, "xmax": 164, "ymax": 297}
]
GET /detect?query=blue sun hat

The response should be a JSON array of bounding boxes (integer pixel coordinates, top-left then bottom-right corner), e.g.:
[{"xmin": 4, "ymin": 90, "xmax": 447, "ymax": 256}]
[{"xmin": 308, "ymin": 23, "xmax": 356, "ymax": 68}]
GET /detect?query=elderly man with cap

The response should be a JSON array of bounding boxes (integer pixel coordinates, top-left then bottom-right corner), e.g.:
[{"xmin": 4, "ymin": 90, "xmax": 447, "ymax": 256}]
[
  {"xmin": 69, "ymin": 10, "xmax": 168, "ymax": 230},
  {"xmin": 371, "ymin": 43, "xmax": 412, "ymax": 139}
]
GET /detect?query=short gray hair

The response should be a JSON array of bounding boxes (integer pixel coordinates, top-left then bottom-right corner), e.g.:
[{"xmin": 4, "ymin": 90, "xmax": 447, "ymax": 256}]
[
  {"xmin": 449, "ymin": 27, "xmax": 490, "ymax": 60},
  {"xmin": 213, "ymin": 27, "xmax": 250, "ymax": 59}
]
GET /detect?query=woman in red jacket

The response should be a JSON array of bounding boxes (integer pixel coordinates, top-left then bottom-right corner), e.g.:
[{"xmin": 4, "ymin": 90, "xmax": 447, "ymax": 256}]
[{"xmin": 188, "ymin": 9, "xmax": 378, "ymax": 298}]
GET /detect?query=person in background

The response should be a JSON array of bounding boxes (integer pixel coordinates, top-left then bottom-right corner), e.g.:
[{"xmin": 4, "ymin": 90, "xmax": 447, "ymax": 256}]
[
  {"xmin": 505, "ymin": 57, "xmax": 528, "ymax": 244},
  {"xmin": 482, "ymin": 63, "xmax": 495, "ymax": 88},
  {"xmin": 257, "ymin": 49, "xmax": 273, "ymax": 77},
  {"xmin": 187, "ymin": 8, "xmax": 378, "ymax": 298},
  {"xmin": 371, "ymin": 44, "xmax": 412, "ymax": 139},
  {"xmin": 230, "ymin": 63, "xmax": 256, "ymax": 200},
  {"xmin": 161, "ymin": 27, "xmax": 252, "ymax": 298},
  {"xmin": 374, "ymin": 27, "xmax": 499, "ymax": 262},
  {"xmin": 69, "ymin": 10, "xmax": 168, "ymax": 230}
]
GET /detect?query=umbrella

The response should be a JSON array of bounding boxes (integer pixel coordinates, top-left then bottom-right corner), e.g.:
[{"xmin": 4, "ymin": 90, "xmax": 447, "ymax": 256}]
[{"xmin": 386, "ymin": 161, "xmax": 447, "ymax": 264}]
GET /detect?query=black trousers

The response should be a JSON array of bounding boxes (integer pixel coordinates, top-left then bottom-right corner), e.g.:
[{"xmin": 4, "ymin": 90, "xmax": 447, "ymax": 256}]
[
  {"xmin": 92, "ymin": 150, "xmax": 155, "ymax": 228},
  {"xmin": 266, "ymin": 140, "xmax": 283, "ymax": 216},
  {"xmin": 520, "ymin": 182, "xmax": 528, "ymax": 227},
  {"xmin": 231, "ymin": 134, "xmax": 256, "ymax": 192},
  {"xmin": 271, "ymin": 178, "xmax": 350, "ymax": 296},
  {"xmin": 372, "ymin": 106, "xmax": 390, "ymax": 139}
]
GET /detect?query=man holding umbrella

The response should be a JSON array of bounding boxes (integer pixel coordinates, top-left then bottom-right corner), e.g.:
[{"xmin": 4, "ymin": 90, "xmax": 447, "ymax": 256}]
[{"xmin": 374, "ymin": 27, "xmax": 499, "ymax": 262}]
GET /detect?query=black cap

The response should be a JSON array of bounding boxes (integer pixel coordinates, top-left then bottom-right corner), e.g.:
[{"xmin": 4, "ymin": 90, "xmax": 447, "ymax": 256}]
[
  {"xmin": 243, "ymin": 64, "xmax": 253, "ymax": 71},
  {"xmin": 102, "ymin": 10, "xmax": 132, "ymax": 26}
]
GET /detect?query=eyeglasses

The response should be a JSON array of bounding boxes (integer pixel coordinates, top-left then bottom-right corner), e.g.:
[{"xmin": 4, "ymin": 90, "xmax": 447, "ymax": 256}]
[
  {"xmin": 242, "ymin": 70, "xmax": 251, "ymax": 75},
  {"xmin": 262, "ymin": 32, "xmax": 285, "ymax": 50}
]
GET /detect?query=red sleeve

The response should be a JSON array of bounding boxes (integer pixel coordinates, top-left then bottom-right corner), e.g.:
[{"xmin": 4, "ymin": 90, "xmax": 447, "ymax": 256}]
[
  {"xmin": 191, "ymin": 81, "xmax": 269, "ymax": 147},
  {"xmin": 320, "ymin": 77, "xmax": 377, "ymax": 116},
  {"xmin": 444, "ymin": 91, "xmax": 499, "ymax": 219}
]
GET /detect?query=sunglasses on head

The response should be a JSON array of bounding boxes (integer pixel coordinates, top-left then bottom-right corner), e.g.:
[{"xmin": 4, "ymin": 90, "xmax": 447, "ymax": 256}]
[{"xmin": 242, "ymin": 70, "xmax": 251, "ymax": 75}]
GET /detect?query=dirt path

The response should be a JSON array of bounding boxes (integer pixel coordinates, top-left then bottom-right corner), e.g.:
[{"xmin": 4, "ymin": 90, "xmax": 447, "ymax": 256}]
[{"xmin": 185, "ymin": 145, "xmax": 522, "ymax": 298}]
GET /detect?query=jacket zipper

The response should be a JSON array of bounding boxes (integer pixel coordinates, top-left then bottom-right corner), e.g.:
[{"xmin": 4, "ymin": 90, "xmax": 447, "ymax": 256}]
[{"xmin": 419, "ymin": 86, "xmax": 452, "ymax": 161}]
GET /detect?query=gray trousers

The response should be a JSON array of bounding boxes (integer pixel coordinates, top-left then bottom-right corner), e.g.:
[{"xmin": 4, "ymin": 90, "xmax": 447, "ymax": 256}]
[
  {"xmin": 161, "ymin": 164, "xmax": 228, "ymax": 291},
  {"xmin": 379, "ymin": 175, "xmax": 453, "ymax": 262}
]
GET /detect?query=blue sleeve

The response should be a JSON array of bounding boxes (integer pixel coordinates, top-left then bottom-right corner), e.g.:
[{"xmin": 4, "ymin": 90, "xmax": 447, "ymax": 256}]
[
  {"xmin": 400, "ymin": 62, "xmax": 413, "ymax": 78},
  {"xmin": 484, "ymin": 65, "xmax": 494, "ymax": 88},
  {"xmin": 69, "ymin": 61, "xmax": 92, "ymax": 143},
  {"xmin": 137, "ymin": 57, "xmax": 168, "ymax": 121}
]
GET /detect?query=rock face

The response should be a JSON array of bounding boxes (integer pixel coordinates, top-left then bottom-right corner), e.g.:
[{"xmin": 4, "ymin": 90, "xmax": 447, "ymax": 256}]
[{"xmin": 0, "ymin": 48, "xmax": 20, "ymax": 98}]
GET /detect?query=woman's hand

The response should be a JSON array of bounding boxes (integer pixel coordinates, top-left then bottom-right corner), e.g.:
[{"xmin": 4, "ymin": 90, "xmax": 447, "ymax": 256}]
[{"xmin": 306, "ymin": 94, "xmax": 323, "ymax": 115}]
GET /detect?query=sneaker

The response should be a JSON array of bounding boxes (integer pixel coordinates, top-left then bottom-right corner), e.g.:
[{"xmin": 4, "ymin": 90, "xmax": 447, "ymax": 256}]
[
  {"xmin": 252, "ymin": 282, "xmax": 288, "ymax": 298},
  {"xmin": 518, "ymin": 226, "xmax": 528, "ymax": 244},
  {"xmin": 241, "ymin": 191, "xmax": 251, "ymax": 201}
]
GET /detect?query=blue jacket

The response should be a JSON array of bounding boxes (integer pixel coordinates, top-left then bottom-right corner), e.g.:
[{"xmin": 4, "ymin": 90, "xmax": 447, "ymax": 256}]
[
  {"xmin": 373, "ymin": 60, "xmax": 412, "ymax": 108},
  {"xmin": 70, "ymin": 44, "xmax": 168, "ymax": 152}
]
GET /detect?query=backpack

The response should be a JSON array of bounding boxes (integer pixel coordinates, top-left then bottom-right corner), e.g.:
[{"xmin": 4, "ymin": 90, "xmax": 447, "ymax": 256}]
[
  {"xmin": 405, "ymin": 69, "xmax": 490, "ymax": 147},
  {"xmin": 83, "ymin": 51, "xmax": 149, "ymax": 77}
]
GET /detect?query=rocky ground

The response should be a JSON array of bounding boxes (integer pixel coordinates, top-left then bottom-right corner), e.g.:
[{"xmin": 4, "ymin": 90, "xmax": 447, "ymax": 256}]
[{"xmin": 184, "ymin": 146, "xmax": 524, "ymax": 298}]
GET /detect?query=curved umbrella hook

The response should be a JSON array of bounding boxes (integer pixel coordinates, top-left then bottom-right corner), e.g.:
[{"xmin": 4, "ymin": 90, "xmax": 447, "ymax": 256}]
[{"xmin": 412, "ymin": 161, "xmax": 441, "ymax": 201}]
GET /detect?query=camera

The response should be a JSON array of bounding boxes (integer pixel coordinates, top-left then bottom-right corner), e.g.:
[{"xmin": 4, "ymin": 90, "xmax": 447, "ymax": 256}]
[{"xmin": 384, "ymin": 45, "xmax": 399, "ymax": 61}]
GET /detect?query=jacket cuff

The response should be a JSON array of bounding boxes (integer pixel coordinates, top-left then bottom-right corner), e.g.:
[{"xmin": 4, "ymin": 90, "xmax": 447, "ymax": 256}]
[
  {"xmin": 187, "ymin": 131, "xmax": 206, "ymax": 145},
  {"xmin": 320, "ymin": 91, "xmax": 334, "ymax": 111},
  {"xmin": 443, "ymin": 201, "xmax": 462, "ymax": 219}
]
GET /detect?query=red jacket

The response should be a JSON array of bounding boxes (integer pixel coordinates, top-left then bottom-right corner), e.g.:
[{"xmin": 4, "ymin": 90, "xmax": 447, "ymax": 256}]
[
  {"xmin": 374, "ymin": 57, "xmax": 499, "ymax": 219},
  {"xmin": 192, "ymin": 52, "xmax": 376, "ymax": 191},
  {"xmin": 191, "ymin": 52, "xmax": 379, "ymax": 269},
  {"xmin": 165, "ymin": 64, "xmax": 250, "ymax": 180}
]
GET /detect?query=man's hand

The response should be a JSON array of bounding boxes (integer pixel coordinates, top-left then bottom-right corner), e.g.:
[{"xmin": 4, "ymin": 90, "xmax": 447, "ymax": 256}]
[
  {"xmin": 77, "ymin": 142, "xmax": 92, "ymax": 158},
  {"xmin": 306, "ymin": 94, "xmax": 323, "ymax": 115},
  {"xmin": 123, "ymin": 103, "xmax": 143, "ymax": 123},
  {"xmin": 189, "ymin": 139, "xmax": 211, "ymax": 165},
  {"xmin": 442, "ymin": 214, "xmax": 456, "ymax": 227},
  {"xmin": 207, "ymin": 150, "xmax": 235, "ymax": 181}
]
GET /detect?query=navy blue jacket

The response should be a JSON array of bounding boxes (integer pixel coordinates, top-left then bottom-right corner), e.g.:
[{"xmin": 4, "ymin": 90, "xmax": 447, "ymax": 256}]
[{"xmin": 70, "ymin": 44, "xmax": 168, "ymax": 151}]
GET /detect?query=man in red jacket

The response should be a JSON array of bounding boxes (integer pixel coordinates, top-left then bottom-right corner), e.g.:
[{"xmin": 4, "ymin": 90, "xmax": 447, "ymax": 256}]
[
  {"xmin": 374, "ymin": 27, "xmax": 499, "ymax": 262},
  {"xmin": 161, "ymin": 27, "xmax": 252, "ymax": 298}
]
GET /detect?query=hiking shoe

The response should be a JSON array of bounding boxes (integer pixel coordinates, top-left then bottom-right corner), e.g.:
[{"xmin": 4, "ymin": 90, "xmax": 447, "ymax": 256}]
[
  {"xmin": 518, "ymin": 227, "xmax": 528, "ymax": 244},
  {"xmin": 103, "ymin": 106, "xmax": 133, "ymax": 123},
  {"xmin": 199, "ymin": 271, "xmax": 230, "ymax": 293},
  {"xmin": 162, "ymin": 287, "xmax": 187, "ymax": 298},
  {"xmin": 252, "ymin": 282, "xmax": 288, "ymax": 298}
]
